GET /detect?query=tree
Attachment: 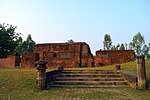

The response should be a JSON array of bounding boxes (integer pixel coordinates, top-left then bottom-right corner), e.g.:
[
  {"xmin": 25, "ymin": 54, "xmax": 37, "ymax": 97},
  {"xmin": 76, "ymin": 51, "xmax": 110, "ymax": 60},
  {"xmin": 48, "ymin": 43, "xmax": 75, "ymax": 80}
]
[
  {"xmin": 129, "ymin": 32, "xmax": 145, "ymax": 56},
  {"xmin": 116, "ymin": 44, "xmax": 120, "ymax": 50},
  {"xmin": 103, "ymin": 34, "xmax": 112, "ymax": 50},
  {"xmin": 0, "ymin": 23, "xmax": 20, "ymax": 58},
  {"xmin": 142, "ymin": 44, "xmax": 149, "ymax": 58},
  {"xmin": 120, "ymin": 44, "xmax": 125, "ymax": 50},
  {"xmin": 111, "ymin": 45, "xmax": 116, "ymax": 50},
  {"xmin": 67, "ymin": 39, "xmax": 74, "ymax": 44},
  {"xmin": 15, "ymin": 36, "xmax": 24, "ymax": 55},
  {"xmin": 125, "ymin": 43, "xmax": 128, "ymax": 50},
  {"xmin": 22, "ymin": 34, "xmax": 36, "ymax": 52}
]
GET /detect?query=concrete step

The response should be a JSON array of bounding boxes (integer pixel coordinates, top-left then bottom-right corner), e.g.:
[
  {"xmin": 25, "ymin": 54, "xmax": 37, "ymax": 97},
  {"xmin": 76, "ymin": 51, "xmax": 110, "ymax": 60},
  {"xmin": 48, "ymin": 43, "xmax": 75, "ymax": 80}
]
[
  {"xmin": 55, "ymin": 77, "xmax": 125, "ymax": 81},
  {"xmin": 50, "ymin": 70, "xmax": 128, "ymax": 88},
  {"xmin": 62, "ymin": 70, "xmax": 120, "ymax": 74},
  {"xmin": 51, "ymin": 84, "xmax": 129, "ymax": 88},
  {"xmin": 52, "ymin": 80, "xmax": 128, "ymax": 85},
  {"xmin": 59, "ymin": 73, "xmax": 122, "ymax": 78}
]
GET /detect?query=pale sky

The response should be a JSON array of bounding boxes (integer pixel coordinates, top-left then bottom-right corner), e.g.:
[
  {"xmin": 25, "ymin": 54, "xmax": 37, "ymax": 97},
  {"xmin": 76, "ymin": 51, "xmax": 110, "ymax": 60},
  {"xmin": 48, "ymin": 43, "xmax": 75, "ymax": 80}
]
[{"xmin": 0, "ymin": 0, "xmax": 150, "ymax": 54}]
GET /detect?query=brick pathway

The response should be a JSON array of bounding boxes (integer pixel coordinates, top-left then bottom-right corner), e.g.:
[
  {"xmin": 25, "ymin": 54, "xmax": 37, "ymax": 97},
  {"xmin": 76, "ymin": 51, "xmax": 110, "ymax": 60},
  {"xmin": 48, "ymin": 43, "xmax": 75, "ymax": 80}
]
[
  {"xmin": 1, "ymin": 87, "xmax": 149, "ymax": 100},
  {"xmin": 39, "ymin": 87, "xmax": 143, "ymax": 100}
]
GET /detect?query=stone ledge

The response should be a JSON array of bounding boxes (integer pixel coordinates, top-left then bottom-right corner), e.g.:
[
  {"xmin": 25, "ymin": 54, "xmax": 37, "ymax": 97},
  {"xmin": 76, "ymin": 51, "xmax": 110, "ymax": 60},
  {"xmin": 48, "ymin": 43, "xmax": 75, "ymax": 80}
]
[{"xmin": 121, "ymin": 71, "xmax": 138, "ymax": 89}]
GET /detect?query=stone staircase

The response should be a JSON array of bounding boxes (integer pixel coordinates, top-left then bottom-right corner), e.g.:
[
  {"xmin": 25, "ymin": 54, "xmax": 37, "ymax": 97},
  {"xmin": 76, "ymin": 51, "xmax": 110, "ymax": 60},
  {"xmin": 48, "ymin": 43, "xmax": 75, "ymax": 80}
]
[{"xmin": 51, "ymin": 70, "xmax": 128, "ymax": 88}]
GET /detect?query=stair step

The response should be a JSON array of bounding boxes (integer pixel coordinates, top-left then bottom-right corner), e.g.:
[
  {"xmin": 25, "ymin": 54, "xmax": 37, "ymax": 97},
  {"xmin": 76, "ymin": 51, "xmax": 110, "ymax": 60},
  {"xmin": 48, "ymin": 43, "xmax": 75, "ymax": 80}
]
[
  {"xmin": 62, "ymin": 70, "xmax": 120, "ymax": 74},
  {"xmin": 59, "ymin": 74, "xmax": 122, "ymax": 78},
  {"xmin": 51, "ymin": 85, "xmax": 129, "ymax": 88},
  {"xmin": 55, "ymin": 77, "xmax": 125, "ymax": 81},
  {"xmin": 49, "ymin": 70, "xmax": 128, "ymax": 88},
  {"xmin": 62, "ymin": 70, "xmax": 120, "ymax": 72},
  {"xmin": 52, "ymin": 81, "xmax": 128, "ymax": 85}
]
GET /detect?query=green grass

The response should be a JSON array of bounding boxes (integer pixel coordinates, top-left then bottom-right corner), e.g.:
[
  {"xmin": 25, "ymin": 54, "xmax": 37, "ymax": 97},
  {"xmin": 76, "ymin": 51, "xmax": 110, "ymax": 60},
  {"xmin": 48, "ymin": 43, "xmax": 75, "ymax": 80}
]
[{"xmin": 0, "ymin": 60, "xmax": 150, "ymax": 100}]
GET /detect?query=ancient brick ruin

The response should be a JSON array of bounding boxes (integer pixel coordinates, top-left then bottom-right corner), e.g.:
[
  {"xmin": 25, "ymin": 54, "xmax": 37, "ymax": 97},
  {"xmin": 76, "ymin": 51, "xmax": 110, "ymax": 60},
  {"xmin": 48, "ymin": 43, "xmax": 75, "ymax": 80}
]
[
  {"xmin": 33, "ymin": 42, "xmax": 93, "ymax": 68},
  {"xmin": 96, "ymin": 50, "xmax": 134, "ymax": 66},
  {"xmin": 0, "ymin": 54, "xmax": 20, "ymax": 68},
  {"xmin": 20, "ymin": 52, "xmax": 39, "ymax": 68},
  {"xmin": 0, "ymin": 42, "xmax": 135, "ymax": 68}
]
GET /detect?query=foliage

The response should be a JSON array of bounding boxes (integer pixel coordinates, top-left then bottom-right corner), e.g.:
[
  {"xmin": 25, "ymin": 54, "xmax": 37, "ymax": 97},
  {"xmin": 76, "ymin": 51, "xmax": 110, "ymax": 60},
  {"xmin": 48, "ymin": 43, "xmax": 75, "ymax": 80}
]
[
  {"xmin": 125, "ymin": 42, "xmax": 128, "ymax": 50},
  {"xmin": 0, "ymin": 23, "xmax": 36, "ymax": 56},
  {"xmin": 147, "ymin": 54, "xmax": 150, "ymax": 59},
  {"xmin": 120, "ymin": 43, "xmax": 125, "ymax": 50},
  {"xmin": 111, "ymin": 45, "xmax": 116, "ymax": 50},
  {"xmin": 22, "ymin": 34, "xmax": 36, "ymax": 52},
  {"xmin": 15, "ymin": 34, "xmax": 36, "ymax": 55},
  {"xmin": 142, "ymin": 44, "xmax": 149, "ymax": 58},
  {"xmin": 116, "ymin": 44, "xmax": 120, "ymax": 50},
  {"xmin": 15, "ymin": 36, "xmax": 24, "ymax": 55},
  {"xmin": 0, "ymin": 23, "xmax": 21, "ymax": 58},
  {"xmin": 147, "ymin": 43, "xmax": 150, "ymax": 58},
  {"xmin": 103, "ymin": 34, "xmax": 112, "ymax": 50},
  {"xmin": 111, "ymin": 43, "xmax": 125, "ymax": 50},
  {"xmin": 67, "ymin": 39, "xmax": 74, "ymax": 44},
  {"xmin": 129, "ymin": 32, "xmax": 145, "ymax": 56}
]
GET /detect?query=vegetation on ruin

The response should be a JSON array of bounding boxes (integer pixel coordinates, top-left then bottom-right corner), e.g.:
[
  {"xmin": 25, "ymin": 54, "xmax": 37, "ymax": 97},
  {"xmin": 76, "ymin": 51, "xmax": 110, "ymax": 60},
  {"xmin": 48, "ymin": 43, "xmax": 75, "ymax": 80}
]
[{"xmin": 0, "ymin": 59, "xmax": 150, "ymax": 100}]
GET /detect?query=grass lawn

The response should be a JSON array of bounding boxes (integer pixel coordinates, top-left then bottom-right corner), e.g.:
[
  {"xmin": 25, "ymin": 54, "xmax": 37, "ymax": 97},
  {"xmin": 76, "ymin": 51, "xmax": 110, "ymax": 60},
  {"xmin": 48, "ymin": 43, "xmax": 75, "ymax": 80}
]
[{"xmin": 0, "ymin": 60, "xmax": 150, "ymax": 100}]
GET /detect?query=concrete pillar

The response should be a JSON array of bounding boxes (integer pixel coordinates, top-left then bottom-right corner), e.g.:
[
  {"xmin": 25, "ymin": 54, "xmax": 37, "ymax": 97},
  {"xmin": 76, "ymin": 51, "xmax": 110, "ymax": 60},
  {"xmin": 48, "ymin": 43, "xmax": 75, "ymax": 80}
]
[
  {"xmin": 136, "ymin": 56, "xmax": 147, "ymax": 89},
  {"xmin": 35, "ymin": 60, "xmax": 47, "ymax": 90}
]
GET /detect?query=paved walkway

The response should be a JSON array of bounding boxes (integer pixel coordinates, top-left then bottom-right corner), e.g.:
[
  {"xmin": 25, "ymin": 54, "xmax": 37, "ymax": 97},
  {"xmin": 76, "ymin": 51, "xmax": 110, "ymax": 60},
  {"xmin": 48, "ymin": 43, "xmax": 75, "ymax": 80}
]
[
  {"xmin": 1, "ymin": 87, "xmax": 150, "ymax": 100},
  {"xmin": 38, "ymin": 87, "xmax": 145, "ymax": 100}
]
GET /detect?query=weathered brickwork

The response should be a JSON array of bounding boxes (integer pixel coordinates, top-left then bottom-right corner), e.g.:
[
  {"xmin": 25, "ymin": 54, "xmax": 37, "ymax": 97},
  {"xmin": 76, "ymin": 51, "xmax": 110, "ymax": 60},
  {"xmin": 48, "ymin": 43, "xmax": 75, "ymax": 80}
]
[
  {"xmin": 34, "ymin": 42, "xmax": 93, "ymax": 68},
  {"xmin": 0, "ymin": 55, "xmax": 21, "ymax": 68},
  {"xmin": 96, "ymin": 50, "xmax": 134, "ymax": 66},
  {"xmin": 0, "ymin": 43, "xmax": 135, "ymax": 68},
  {"xmin": 21, "ymin": 52, "xmax": 39, "ymax": 68}
]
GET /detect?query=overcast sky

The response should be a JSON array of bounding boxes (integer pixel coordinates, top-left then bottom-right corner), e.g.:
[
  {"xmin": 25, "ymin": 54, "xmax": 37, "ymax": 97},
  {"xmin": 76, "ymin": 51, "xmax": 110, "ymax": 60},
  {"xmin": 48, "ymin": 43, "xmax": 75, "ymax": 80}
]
[{"xmin": 0, "ymin": 0, "xmax": 150, "ymax": 54}]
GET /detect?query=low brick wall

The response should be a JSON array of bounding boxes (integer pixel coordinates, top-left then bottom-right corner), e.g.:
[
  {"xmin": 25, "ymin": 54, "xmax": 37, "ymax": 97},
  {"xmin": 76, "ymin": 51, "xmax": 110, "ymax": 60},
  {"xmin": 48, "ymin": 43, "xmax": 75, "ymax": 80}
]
[
  {"xmin": 0, "ymin": 56, "xmax": 21, "ymax": 68},
  {"xmin": 121, "ymin": 72, "xmax": 138, "ymax": 89},
  {"xmin": 96, "ymin": 50, "xmax": 134, "ymax": 66}
]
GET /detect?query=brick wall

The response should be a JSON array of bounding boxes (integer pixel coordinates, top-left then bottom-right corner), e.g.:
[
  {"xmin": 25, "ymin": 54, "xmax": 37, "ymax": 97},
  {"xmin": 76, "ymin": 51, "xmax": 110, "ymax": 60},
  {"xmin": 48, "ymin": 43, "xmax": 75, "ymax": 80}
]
[
  {"xmin": 21, "ymin": 52, "xmax": 39, "ymax": 68},
  {"xmin": 96, "ymin": 50, "xmax": 134, "ymax": 66},
  {"xmin": 33, "ymin": 42, "xmax": 93, "ymax": 68},
  {"xmin": 0, "ymin": 56, "xmax": 21, "ymax": 68}
]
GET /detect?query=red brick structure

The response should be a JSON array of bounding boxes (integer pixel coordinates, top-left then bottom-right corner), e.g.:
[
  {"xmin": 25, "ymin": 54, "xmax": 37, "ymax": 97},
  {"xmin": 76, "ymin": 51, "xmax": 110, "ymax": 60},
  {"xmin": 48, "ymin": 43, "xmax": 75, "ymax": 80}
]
[
  {"xmin": 0, "ymin": 55, "xmax": 21, "ymax": 68},
  {"xmin": 21, "ymin": 42, "xmax": 93, "ymax": 68},
  {"xmin": 21, "ymin": 52, "xmax": 39, "ymax": 68},
  {"xmin": 96, "ymin": 50, "xmax": 134, "ymax": 66},
  {"xmin": 1, "ymin": 43, "xmax": 135, "ymax": 68}
]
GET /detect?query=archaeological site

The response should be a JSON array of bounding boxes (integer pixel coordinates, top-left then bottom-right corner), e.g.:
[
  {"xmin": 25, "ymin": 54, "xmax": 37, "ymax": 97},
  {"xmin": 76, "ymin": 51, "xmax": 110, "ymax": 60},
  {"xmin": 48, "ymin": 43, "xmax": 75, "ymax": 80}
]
[{"xmin": 0, "ymin": 42, "xmax": 134, "ymax": 68}]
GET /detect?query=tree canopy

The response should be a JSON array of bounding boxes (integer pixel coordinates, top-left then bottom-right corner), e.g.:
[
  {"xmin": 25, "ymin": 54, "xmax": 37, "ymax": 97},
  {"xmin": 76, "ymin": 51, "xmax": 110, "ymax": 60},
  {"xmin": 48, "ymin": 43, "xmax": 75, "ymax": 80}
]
[
  {"xmin": 129, "ymin": 32, "xmax": 145, "ymax": 56},
  {"xmin": 120, "ymin": 44, "xmax": 125, "ymax": 50},
  {"xmin": 0, "ymin": 23, "xmax": 20, "ymax": 58},
  {"xmin": 0, "ymin": 23, "xmax": 36, "ymax": 58},
  {"xmin": 22, "ymin": 34, "xmax": 36, "ymax": 52},
  {"xmin": 67, "ymin": 39, "xmax": 74, "ymax": 44},
  {"xmin": 103, "ymin": 34, "xmax": 112, "ymax": 50},
  {"xmin": 15, "ymin": 34, "xmax": 36, "ymax": 55}
]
